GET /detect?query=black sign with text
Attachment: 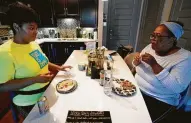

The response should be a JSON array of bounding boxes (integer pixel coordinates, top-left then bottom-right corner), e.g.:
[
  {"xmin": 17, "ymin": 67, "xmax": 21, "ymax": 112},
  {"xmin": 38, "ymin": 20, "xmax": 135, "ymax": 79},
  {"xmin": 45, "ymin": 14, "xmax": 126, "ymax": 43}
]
[{"xmin": 66, "ymin": 110, "xmax": 112, "ymax": 123}]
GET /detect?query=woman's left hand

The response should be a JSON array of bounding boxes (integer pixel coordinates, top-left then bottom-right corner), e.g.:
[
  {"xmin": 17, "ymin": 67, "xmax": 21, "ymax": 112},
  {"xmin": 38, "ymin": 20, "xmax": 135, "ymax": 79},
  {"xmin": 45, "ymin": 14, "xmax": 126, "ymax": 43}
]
[
  {"xmin": 59, "ymin": 65, "xmax": 73, "ymax": 71},
  {"xmin": 141, "ymin": 53, "xmax": 157, "ymax": 67}
]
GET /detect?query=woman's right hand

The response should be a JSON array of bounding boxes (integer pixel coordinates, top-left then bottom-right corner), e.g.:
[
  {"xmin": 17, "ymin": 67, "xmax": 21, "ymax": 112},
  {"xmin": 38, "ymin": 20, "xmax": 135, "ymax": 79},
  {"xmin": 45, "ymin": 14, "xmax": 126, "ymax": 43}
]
[
  {"xmin": 133, "ymin": 54, "xmax": 142, "ymax": 66},
  {"xmin": 35, "ymin": 72, "xmax": 54, "ymax": 83}
]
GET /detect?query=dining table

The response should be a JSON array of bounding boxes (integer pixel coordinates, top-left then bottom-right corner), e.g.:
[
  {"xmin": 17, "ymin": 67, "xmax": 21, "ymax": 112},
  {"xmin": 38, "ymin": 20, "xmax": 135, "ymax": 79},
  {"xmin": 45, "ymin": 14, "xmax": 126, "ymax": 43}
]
[{"xmin": 23, "ymin": 50, "xmax": 152, "ymax": 123}]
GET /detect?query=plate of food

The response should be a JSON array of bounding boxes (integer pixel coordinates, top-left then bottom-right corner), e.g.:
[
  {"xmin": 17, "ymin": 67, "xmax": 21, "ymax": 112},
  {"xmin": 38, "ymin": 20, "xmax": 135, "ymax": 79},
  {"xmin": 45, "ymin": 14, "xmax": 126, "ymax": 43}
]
[
  {"xmin": 56, "ymin": 79, "xmax": 78, "ymax": 94},
  {"xmin": 112, "ymin": 78, "xmax": 136, "ymax": 96}
]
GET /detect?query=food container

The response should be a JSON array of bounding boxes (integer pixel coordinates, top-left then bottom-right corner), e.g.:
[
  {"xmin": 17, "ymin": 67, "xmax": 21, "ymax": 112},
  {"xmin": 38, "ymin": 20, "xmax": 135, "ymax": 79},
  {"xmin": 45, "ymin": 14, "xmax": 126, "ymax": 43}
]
[
  {"xmin": 78, "ymin": 63, "xmax": 86, "ymax": 71},
  {"xmin": 38, "ymin": 96, "xmax": 49, "ymax": 115}
]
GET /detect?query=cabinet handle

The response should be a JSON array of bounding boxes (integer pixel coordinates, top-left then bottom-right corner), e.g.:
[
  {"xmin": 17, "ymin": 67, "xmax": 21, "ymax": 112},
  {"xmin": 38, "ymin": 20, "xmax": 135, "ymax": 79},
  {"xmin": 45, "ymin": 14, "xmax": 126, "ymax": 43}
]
[
  {"xmin": 64, "ymin": 8, "xmax": 66, "ymax": 15},
  {"xmin": 54, "ymin": 48, "xmax": 56, "ymax": 57},
  {"xmin": 52, "ymin": 48, "xmax": 56, "ymax": 61},
  {"xmin": 51, "ymin": 17, "xmax": 53, "ymax": 24},
  {"xmin": 65, "ymin": 48, "xmax": 67, "ymax": 53}
]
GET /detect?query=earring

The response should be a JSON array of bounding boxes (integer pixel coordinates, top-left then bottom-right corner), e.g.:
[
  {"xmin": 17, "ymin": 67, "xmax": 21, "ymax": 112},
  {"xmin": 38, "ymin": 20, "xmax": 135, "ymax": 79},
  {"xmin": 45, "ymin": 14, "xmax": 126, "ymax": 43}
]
[{"xmin": 13, "ymin": 23, "xmax": 20, "ymax": 33}]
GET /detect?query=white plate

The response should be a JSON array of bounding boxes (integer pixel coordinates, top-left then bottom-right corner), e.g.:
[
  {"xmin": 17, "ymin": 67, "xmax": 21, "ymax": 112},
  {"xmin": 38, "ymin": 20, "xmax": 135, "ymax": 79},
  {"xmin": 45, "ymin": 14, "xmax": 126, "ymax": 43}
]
[
  {"xmin": 112, "ymin": 78, "xmax": 136, "ymax": 96},
  {"xmin": 56, "ymin": 79, "xmax": 78, "ymax": 94}
]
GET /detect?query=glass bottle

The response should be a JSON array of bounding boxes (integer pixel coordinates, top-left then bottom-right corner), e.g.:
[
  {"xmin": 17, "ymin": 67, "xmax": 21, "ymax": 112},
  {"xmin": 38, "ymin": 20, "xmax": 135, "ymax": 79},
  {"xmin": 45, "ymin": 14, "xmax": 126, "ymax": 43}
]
[{"xmin": 103, "ymin": 70, "xmax": 113, "ymax": 96}]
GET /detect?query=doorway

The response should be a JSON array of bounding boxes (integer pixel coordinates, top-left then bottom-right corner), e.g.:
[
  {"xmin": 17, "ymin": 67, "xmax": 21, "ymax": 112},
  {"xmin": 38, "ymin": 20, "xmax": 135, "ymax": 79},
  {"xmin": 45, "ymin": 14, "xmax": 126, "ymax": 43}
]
[{"xmin": 106, "ymin": 0, "xmax": 143, "ymax": 50}]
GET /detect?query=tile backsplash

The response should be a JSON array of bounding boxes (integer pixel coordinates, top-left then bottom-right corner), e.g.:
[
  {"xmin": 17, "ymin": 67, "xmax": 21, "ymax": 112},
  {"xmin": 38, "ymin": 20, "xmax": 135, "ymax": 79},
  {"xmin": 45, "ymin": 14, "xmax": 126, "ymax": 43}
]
[
  {"xmin": 0, "ymin": 26, "xmax": 11, "ymax": 37},
  {"xmin": 37, "ymin": 18, "xmax": 95, "ymax": 39},
  {"xmin": 57, "ymin": 18, "xmax": 78, "ymax": 38}
]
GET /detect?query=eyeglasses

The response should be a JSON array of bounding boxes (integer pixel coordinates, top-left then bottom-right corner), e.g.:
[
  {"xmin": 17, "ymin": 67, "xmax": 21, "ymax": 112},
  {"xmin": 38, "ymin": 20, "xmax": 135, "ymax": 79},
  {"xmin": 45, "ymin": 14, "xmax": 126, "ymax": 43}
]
[{"xmin": 149, "ymin": 33, "xmax": 170, "ymax": 40}]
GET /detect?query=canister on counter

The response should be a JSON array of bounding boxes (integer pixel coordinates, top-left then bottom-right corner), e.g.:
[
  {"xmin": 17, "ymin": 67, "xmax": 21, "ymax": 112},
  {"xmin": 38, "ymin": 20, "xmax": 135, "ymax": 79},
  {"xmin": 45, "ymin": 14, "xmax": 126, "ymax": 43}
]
[
  {"xmin": 99, "ymin": 70, "xmax": 105, "ymax": 86},
  {"xmin": 78, "ymin": 63, "xmax": 86, "ymax": 71},
  {"xmin": 38, "ymin": 96, "xmax": 49, "ymax": 115}
]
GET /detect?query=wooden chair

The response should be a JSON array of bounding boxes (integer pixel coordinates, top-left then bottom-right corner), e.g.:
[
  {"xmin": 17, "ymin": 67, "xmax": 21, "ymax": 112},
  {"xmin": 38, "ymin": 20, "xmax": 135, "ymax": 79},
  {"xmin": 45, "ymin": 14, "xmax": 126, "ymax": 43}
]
[
  {"xmin": 117, "ymin": 45, "xmax": 133, "ymax": 59},
  {"xmin": 124, "ymin": 52, "xmax": 139, "ymax": 75}
]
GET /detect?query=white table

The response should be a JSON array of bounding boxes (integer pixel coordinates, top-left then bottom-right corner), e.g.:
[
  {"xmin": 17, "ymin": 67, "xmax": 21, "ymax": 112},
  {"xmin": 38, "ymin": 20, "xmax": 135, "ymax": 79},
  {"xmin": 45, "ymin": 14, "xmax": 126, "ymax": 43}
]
[{"xmin": 23, "ymin": 51, "xmax": 152, "ymax": 123}]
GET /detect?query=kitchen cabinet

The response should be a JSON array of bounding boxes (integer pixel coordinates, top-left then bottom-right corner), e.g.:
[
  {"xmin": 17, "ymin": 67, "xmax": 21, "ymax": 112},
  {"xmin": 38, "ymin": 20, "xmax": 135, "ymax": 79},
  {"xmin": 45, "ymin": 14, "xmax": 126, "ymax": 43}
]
[
  {"xmin": 39, "ymin": 42, "xmax": 55, "ymax": 63},
  {"xmin": 39, "ymin": 42, "xmax": 85, "ymax": 65},
  {"xmin": 52, "ymin": 42, "xmax": 86, "ymax": 65},
  {"xmin": 0, "ymin": 0, "xmax": 16, "ymax": 6},
  {"xmin": 66, "ymin": 0, "xmax": 79, "ymax": 16},
  {"xmin": 80, "ymin": 0, "xmax": 98, "ymax": 27},
  {"xmin": 53, "ymin": 0, "xmax": 79, "ymax": 17},
  {"xmin": 39, "ymin": 42, "xmax": 97, "ymax": 65},
  {"xmin": 0, "ymin": 13, "xmax": 7, "ymax": 25},
  {"xmin": 2, "ymin": 0, "xmax": 98, "ymax": 28},
  {"xmin": 35, "ymin": 0, "xmax": 56, "ymax": 27},
  {"xmin": 17, "ymin": 0, "xmax": 55, "ymax": 27},
  {"xmin": 0, "ymin": 0, "xmax": 16, "ymax": 25},
  {"xmin": 0, "ymin": 0, "xmax": 55, "ymax": 27}
]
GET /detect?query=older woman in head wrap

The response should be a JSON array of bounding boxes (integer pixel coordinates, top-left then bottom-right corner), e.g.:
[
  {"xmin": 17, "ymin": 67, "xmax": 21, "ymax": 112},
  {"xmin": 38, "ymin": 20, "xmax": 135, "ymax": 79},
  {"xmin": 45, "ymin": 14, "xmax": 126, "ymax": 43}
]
[{"xmin": 133, "ymin": 21, "xmax": 191, "ymax": 122}]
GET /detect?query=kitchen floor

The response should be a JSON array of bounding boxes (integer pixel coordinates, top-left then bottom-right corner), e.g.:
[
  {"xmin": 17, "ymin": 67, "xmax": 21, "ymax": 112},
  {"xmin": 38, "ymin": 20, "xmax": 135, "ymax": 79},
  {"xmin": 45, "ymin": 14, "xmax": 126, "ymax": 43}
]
[{"xmin": 0, "ymin": 110, "xmax": 23, "ymax": 123}]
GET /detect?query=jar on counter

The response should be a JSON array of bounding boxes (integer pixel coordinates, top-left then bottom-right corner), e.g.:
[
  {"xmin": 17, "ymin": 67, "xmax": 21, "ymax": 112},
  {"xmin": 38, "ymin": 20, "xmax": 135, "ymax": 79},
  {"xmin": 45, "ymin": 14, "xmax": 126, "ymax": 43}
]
[
  {"xmin": 93, "ymin": 28, "xmax": 97, "ymax": 40},
  {"xmin": 76, "ymin": 27, "xmax": 82, "ymax": 38},
  {"xmin": 82, "ymin": 30, "xmax": 87, "ymax": 38},
  {"xmin": 99, "ymin": 70, "xmax": 105, "ymax": 86}
]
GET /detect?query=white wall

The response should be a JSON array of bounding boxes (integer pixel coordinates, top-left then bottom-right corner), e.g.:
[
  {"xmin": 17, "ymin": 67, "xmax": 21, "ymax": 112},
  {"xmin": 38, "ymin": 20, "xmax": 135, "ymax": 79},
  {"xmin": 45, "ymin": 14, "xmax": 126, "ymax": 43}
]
[
  {"xmin": 98, "ymin": 0, "xmax": 103, "ymax": 47},
  {"xmin": 135, "ymin": 0, "xmax": 174, "ymax": 51},
  {"xmin": 160, "ymin": 0, "xmax": 174, "ymax": 22},
  {"xmin": 135, "ymin": 0, "xmax": 147, "ymax": 51}
]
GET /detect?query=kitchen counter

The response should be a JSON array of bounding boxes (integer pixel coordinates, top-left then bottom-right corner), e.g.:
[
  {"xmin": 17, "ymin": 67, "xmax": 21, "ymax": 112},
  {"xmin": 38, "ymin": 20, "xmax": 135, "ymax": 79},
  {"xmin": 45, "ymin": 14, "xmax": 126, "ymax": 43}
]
[
  {"xmin": 0, "ymin": 40, "xmax": 8, "ymax": 45},
  {"xmin": 36, "ymin": 38, "xmax": 97, "ymax": 44},
  {"xmin": 0, "ymin": 38, "xmax": 98, "ymax": 64},
  {"xmin": 0, "ymin": 38, "xmax": 97, "ymax": 45}
]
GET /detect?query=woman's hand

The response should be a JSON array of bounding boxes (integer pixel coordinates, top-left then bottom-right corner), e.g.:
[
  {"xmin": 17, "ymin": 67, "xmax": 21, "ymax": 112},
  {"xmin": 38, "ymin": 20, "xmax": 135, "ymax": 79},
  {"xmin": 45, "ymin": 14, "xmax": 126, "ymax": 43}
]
[
  {"xmin": 141, "ymin": 53, "xmax": 157, "ymax": 67},
  {"xmin": 59, "ymin": 65, "xmax": 73, "ymax": 71},
  {"xmin": 133, "ymin": 54, "xmax": 141, "ymax": 66},
  {"xmin": 35, "ymin": 72, "xmax": 54, "ymax": 83}
]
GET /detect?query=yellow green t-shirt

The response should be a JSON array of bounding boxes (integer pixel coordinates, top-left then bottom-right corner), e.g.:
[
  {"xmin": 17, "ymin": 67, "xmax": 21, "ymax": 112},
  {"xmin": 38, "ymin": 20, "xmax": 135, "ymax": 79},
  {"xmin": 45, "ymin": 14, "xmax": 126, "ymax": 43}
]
[{"xmin": 0, "ymin": 40, "xmax": 49, "ymax": 106}]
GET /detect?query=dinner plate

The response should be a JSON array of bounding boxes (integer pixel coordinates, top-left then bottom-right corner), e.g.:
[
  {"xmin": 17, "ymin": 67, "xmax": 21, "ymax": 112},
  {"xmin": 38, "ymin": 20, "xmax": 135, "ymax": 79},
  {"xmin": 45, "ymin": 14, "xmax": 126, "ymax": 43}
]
[
  {"xmin": 112, "ymin": 78, "xmax": 136, "ymax": 96},
  {"xmin": 56, "ymin": 79, "xmax": 78, "ymax": 94}
]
